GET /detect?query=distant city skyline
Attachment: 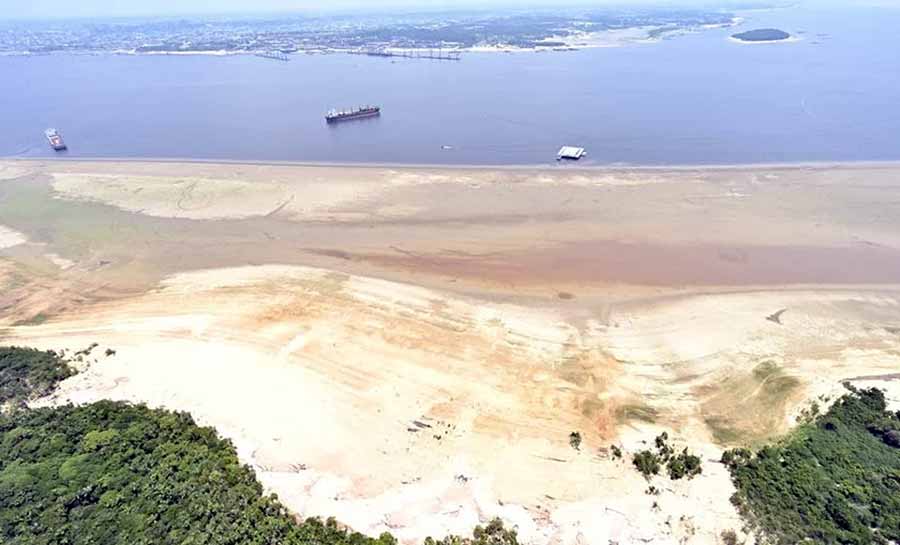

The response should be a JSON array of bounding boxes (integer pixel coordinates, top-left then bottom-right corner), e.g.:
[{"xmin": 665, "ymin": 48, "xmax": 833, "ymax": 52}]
[
  {"xmin": 6, "ymin": 0, "xmax": 601, "ymax": 20},
  {"xmin": 0, "ymin": 0, "xmax": 790, "ymax": 20}
]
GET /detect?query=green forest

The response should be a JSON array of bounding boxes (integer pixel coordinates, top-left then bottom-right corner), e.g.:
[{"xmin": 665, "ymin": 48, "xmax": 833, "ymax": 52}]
[
  {"xmin": 731, "ymin": 28, "xmax": 791, "ymax": 42},
  {"xmin": 0, "ymin": 346, "xmax": 518, "ymax": 545},
  {"xmin": 0, "ymin": 346, "xmax": 74, "ymax": 407},
  {"xmin": 724, "ymin": 386, "xmax": 900, "ymax": 545}
]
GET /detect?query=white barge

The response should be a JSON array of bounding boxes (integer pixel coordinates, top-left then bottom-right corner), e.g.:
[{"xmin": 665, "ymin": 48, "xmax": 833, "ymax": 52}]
[{"xmin": 557, "ymin": 146, "xmax": 585, "ymax": 161}]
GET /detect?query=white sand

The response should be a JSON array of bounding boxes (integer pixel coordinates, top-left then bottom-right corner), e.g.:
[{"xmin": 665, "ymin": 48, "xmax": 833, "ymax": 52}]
[
  {"xmin": 14, "ymin": 264, "xmax": 764, "ymax": 545},
  {"xmin": 0, "ymin": 225, "xmax": 26, "ymax": 249},
  {"xmin": 13, "ymin": 264, "xmax": 900, "ymax": 544},
  {"xmin": 44, "ymin": 253, "xmax": 76, "ymax": 270}
]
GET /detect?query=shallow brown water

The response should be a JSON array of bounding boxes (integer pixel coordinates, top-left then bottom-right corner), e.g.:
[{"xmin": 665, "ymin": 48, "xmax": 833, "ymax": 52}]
[{"xmin": 360, "ymin": 240, "xmax": 900, "ymax": 287}]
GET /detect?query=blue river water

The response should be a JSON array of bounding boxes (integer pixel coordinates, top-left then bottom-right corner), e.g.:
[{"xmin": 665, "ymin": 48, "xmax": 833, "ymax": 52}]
[{"xmin": 1, "ymin": 4, "xmax": 899, "ymax": 166}]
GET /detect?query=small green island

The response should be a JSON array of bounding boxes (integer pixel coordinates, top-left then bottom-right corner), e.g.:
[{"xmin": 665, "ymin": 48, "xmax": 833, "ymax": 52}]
[{"xmin": 732, "ymin": 28, "xmax": 791, "ymax": 42}]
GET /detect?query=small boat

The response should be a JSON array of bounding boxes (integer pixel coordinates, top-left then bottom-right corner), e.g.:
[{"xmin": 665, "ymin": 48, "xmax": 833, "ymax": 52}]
[{"xmin": 45, "ymin": 128, "xmax": 67, "ymax": 151}]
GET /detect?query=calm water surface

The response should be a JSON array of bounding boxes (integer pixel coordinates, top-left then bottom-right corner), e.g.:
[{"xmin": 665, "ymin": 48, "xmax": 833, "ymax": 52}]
[{"xmin": 2, "ymin": 5, "xmax": 899, "ymax": 166}]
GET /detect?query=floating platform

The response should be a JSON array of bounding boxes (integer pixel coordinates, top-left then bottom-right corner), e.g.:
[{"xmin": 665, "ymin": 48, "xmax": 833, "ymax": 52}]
[{"xmin": 557, "ymin": 146, "xmax": 585, "ymax": 161}]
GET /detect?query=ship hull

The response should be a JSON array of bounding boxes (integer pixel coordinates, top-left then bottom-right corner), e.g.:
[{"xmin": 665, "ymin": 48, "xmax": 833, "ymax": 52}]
[{"xmin": 326, "ymin": 110, "xmax": 381, "ymax": 123}]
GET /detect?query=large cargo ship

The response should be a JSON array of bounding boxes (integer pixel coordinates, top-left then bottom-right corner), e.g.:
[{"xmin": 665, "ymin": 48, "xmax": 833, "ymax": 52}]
[
  {"xmin": 326, "ymin": 106, "xmax": 380, "ymax": 123},
  {"xmin": 45, "ymin": 128, "xmax": 67, "ymax": 151}
]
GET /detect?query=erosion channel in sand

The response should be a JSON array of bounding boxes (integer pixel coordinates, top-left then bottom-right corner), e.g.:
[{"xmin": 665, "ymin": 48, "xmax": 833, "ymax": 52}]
[{"xmin": 2, "ymin": 160, "xmax": 900, "ymax": 545}]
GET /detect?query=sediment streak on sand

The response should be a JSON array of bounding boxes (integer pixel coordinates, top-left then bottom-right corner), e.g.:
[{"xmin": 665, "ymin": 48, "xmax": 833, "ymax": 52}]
[{"xmin": 4, "ymin": 159, "xmax": 900, "ymax": 545}]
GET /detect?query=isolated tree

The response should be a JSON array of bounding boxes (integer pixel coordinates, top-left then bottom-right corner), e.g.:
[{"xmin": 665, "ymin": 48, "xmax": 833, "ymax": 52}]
[
  {"xmin": 633, "ymin": 450, "xmax": 661, "ymax": 477},
  {"xmin": 568, "ymin": 431, "xmax": 582, "ymax": 451}
]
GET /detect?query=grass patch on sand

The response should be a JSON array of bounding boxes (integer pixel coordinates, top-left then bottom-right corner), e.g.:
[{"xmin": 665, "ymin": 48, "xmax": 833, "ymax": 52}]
[
  {"xmin": 12, "ymin": 314, "xmax": 49, "ymax": 327},
  {"xmin": 615, "ymin": 403, "xmax": 659, "ymax": 424},
  {"xmin": 700, "ymin": 361, "xmax": 801, "ymax": 446}
]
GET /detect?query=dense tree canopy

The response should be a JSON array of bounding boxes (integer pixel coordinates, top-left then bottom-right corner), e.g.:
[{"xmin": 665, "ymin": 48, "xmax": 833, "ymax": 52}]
[
  {"xmin": 731, "ymin": 28, "xmax": 791, "ymax": 42},
  {"xmin": 0, "ymin": 346, "xmax": 74, "ymax": 408},
  {"xmin": 724, "ymin": 387, "xmax": 900, "ymax": 545},
  {"xmin": 0, "ymin": 400, "xmax": 401, "ymax": 545}
]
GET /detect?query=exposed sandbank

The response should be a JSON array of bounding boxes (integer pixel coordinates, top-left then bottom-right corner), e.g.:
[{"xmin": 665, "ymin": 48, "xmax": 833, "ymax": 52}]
[
  {"xmin": 8, "ymin": 154, "xmax": 900, "ymax": 172},
  {"xmin": 3, "ymin": 159, "xmax": 900, "ymax": 545}
]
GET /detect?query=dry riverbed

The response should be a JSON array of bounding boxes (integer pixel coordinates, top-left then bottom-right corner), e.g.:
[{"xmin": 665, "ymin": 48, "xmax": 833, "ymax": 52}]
[{"xmin": 3, "ymin": 159, "xmax": 900, "ymax": 545}]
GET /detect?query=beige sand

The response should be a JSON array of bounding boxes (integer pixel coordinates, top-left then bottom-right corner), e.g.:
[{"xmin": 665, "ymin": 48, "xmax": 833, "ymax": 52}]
[
  {"xmin": 3, "ymin": 159, "xmax": 900, "ymax": 545},
  {"xmin": 10, "ymin": 265, "xmax": 749, "ymax": 544},
  {"xmin": 0, "ymin": 164, "xmax": 29, "ymax": 181}
]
